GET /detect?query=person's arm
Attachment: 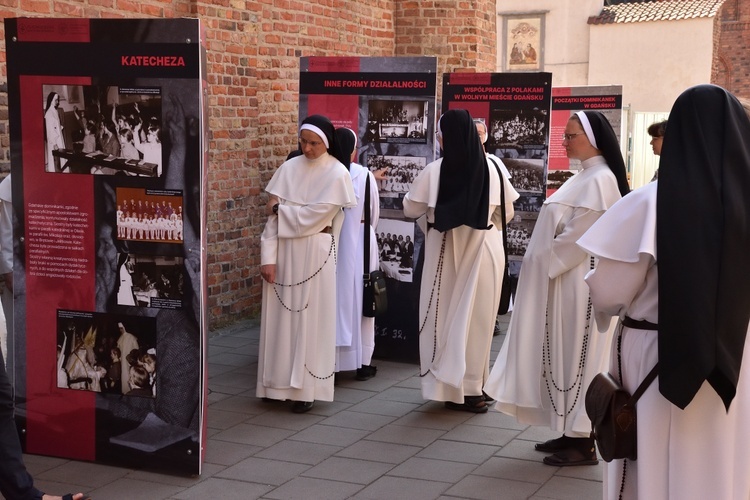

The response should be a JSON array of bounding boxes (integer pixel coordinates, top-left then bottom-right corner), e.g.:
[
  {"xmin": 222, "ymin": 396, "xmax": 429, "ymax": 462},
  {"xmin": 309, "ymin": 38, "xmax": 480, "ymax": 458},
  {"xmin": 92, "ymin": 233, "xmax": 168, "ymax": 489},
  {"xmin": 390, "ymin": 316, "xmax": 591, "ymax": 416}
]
[
  {"xmin": 111, "ymin": 103, "xmax": 119, "ymax": 132},
  {"xmin": 276, "ymin": 202, "xmax": 342, "ymax": 238},
  {"xmin": 585, "ymin": 254, "xmax": 654, "ymax": 332},
  {"xmin": 133, "ymin": 122, "xmax": 145, "ymax": 154},
  {"xmin": 548, "ymin": 207, "xmax": 603, "ymax": 279}
]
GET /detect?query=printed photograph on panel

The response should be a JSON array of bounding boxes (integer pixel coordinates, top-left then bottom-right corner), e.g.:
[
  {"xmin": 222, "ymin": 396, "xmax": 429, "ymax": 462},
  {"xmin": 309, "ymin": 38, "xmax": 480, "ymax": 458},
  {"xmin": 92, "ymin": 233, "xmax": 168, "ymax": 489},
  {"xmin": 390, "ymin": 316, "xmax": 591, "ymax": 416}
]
[
  {"xmin": 57, "ymin": 310, "xmax": 157, "ymax": 398},
  {"xmin": 501, "ymin": 158, "xmax": 545, "ymax": 194},
  {"xmin": 43, "ymin": 84, "xmax": 163, "ymax": 176},
  {"xmin": 116, "ymin": 253, "xmax": 185, "ymax": 309},
  {"xmin": 365, "ymin": 100, "xmax": 429, "ymax": 144},
  {"xmin": 116, "ymin": 188, "xmax": 184, "ymax": 244},
  {"xmin": 376, "ymin": 218, "xmax": 415, "ymax": 283}
]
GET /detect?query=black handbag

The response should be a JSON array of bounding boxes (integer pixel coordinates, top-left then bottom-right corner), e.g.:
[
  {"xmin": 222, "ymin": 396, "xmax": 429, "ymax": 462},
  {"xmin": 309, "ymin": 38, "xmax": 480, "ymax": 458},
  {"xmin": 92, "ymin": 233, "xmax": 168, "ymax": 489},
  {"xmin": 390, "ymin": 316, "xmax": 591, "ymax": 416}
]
[
  {"xmin": 488, "ymin": 158, "xmax": 513, "ymax": 315},
  {"xmin": 363, "ymin": 174, "xmax": 387, "ymax": 317},
  {"xmin": 585, "ymin": 319, "xmax": 658, "ymax": 462}
]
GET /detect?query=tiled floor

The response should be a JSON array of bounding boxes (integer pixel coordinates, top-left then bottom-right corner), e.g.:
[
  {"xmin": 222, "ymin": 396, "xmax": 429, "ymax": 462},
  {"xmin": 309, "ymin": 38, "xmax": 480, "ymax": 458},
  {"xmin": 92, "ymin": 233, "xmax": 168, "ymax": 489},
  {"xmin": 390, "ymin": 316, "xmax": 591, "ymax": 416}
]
[{"xmin": 25, "ymin": 316, "xmax": 604, "ymax": 500}]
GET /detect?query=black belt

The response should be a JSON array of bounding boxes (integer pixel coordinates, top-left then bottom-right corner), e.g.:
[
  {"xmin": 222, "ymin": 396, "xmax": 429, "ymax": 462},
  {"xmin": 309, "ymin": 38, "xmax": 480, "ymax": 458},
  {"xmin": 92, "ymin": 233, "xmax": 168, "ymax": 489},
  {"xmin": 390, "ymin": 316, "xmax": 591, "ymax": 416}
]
[{"xmin": 622, "ymin": 316, "xmax": 658, "ymax": 330}]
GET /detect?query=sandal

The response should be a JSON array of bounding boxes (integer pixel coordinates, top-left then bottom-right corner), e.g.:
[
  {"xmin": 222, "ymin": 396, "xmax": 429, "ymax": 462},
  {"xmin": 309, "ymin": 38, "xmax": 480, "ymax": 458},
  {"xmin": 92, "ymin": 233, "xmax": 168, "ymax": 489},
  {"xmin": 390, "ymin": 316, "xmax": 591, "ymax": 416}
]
[
  {"xmin": 542, "ymin": 445, "xmax": 598, "ymax": 467},
  {"xmin": 534, "ymin": 435, "xmax": 576, "ymax": 452},
  {"xmin": 445, "ymin": 395, "xmax": 488, "ymax": 413}
]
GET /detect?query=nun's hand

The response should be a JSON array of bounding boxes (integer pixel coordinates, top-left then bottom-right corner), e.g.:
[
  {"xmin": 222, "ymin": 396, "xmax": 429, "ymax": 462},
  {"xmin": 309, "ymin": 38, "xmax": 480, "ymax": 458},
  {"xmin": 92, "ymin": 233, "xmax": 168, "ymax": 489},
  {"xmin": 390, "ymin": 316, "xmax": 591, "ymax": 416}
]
[
  {"xmin": 266, "ymin": 195, "xmax": 280, "ymax": 216},
  {"xmin": 260, "ymin": 264, "xmax": 276, "ymax": 284}
]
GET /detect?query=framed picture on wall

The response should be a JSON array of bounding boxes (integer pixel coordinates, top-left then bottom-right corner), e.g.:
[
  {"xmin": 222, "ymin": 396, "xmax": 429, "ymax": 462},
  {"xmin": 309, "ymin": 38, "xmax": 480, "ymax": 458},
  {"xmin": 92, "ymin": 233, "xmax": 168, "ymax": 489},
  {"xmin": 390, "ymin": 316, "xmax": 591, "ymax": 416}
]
[{"xmin": 503, "ymin": 14, "xmax": 544, "ymax": 72}]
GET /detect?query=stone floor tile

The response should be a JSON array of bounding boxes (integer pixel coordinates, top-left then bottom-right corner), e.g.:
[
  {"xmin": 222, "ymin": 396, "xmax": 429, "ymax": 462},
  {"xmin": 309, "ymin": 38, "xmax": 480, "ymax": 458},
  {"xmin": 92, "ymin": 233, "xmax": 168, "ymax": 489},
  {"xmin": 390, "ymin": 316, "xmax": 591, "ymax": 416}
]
[
  {"xmin": 209, "ymin": 334, "xmax": 258, "ymax": 349},
  {"xmin": 473, "ymin": 456, "xmax": 557, "ymax": 484},
  {"xmin": 351, "ymin": 475, "xmax": 451, "ymax": 500},
  {"xmin": 211, "ymin": 394, "xmax": 275, "ymax": 415},
  {"xmin": 36, "ymin": 460, "xmax": 130, "ymax": 489},
  {"xmin": 211, "ymin": 423, "xmax": 295, "ymax": 447},
  {"xmin": 440, "ymin": 423, "xmax": 519, "ymax": 446},
  {"xmin": 215, "ymin": 456, "xmax": 310, "ymax": 485},
  {"xmin": 347, "ymin": 398, "xmax": 421, "ymax": 417},
  {"xmin": 465, "ymin": 408, "xmax": 529, "ymax": 430},
  {"xmin": 255, "ymin": 439, "xmax": 342, "ymax": 465},
  {"xmin": 125, "ymin": 462, "xmax": 223, "ymax": 487},
  {"xmin": 289, "ymin": 423, "xmax": 370, "ymax": 447},
  {"xmin": 204, "ymin": 440, "xmax": 262, "ymax": 466},
  {"xmin": 247, "ymin": 406, "xmax": 325, "ymax": 431},
  {"xmin": 262, "ymin": 476, "xmax": 364, "ymax": 500},
  {"xmin": 318, "ymin": 410, "xmax": 397, "ymax": 431},
  {"xmin": 301, "ymin": 456, "xmax": 395, "ymax": 484},
  {"xmin": 208, "ymin": 351, "xmax": 256, "ymax": 367},
  {"xmin": 207, "ymin": 370, "xmax": 254, "ymax": 389},
  {"xmin": 337, "ymin": 440, "xmax": 422, "ymax": 464},
  {"xmin": 386, "ymin": 456, "xmax": 477, "ymax": 483},
  {"xmin": 373, "ymin": 385, "xmax": 425, "ymax": 404},
  {"xmin": 173, "ymin": 477, "xmax": 272, "ymax": 500},
  {"xmin": 86, "ymin": 477, "xmax": 185, "ymax": 500},
  {"xmin": 207, "ymin": 383, "xmax": 248, "ymax": 396},
  {"xmin": 533, "ymin": 475, "xmax": 603, "ymax": 500},
  {"xmin": 331, "ymin": 385, "xmax": 379, "ymax": 404},
  {"xmin": 417, "ymin": 439, "xmax": 500, "ymax": 465},
  {"xmin": 392, "ymin": 409, "xmax": 473, "ymax": 430},
  {"xmin": 445, "ymin": 474, "xmax": 540, "ymax": 500},
  {"xmin": 365, "ymin": 423, "xmax": 445, "ymax": 447},
  {"xmin": 205, "ymin": 408, "xmax": 252, "ymax": 430}
]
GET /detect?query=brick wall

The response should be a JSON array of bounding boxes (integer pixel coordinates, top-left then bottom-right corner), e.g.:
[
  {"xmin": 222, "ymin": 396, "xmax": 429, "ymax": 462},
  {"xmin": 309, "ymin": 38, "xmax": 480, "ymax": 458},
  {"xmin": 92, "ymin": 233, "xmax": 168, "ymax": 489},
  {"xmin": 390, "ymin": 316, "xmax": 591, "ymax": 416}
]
[
  {"xmin": 394, "ymin": 0, "xmax": 497, "ymax": 100},
  {"xmin": 713, "ymin": 0, "xmax": 750, "ymax": 99},
  {"xmin": 0, "ymin": 0, "xmax": 497, "ymax": 329}
]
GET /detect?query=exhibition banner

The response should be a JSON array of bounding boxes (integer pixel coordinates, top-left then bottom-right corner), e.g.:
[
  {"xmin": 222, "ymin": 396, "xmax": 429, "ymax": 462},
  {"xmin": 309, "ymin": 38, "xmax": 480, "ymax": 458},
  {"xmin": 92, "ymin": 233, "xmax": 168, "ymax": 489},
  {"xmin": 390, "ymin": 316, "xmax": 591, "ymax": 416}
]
[
  {"xmin": 442, "ymin": 72, "xmax": 552, "ymax": 282},
  {"xmin": 299, "ymin": 56, "xmax": 438, "ymax": 361},
  {"xmin": 549, "ymin": 85, "xmax": 624, "ymax": 192},
  {"xmin": 5, "ymin": 18, "xmax": 207, "ymax": 475}
]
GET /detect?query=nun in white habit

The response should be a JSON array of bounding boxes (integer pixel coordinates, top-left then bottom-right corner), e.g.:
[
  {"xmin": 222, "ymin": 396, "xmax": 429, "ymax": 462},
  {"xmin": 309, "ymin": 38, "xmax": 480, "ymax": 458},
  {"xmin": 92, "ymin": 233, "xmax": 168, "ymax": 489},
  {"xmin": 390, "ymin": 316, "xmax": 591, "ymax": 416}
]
[
  {"xmin": 258, "ymin": 115, "xmax": 356, "ymax": 413},
  {"xmin": 484, "ymin": 110, "xmax": 630, "ymax": 465}
]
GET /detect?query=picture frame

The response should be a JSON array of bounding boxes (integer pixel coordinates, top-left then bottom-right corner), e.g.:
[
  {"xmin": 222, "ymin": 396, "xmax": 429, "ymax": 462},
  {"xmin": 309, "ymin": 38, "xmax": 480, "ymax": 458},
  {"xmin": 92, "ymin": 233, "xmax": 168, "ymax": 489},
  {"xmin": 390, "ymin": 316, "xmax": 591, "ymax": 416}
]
[{"xmin": 502, "ymin": 14, "xmax": 544, "ymax": 72}]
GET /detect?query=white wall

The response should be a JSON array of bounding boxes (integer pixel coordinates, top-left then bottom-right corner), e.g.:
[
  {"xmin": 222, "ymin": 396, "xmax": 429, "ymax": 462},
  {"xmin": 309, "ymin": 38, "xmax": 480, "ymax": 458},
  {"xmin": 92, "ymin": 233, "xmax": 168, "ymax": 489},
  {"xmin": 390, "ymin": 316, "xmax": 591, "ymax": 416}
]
[
  {"xmin": 496, "ymin": 0, "xmax": 604, "ymax": 86},
  {"xmin": 589, "ymin": 18, "xmax": 714, "ymax": 113}
]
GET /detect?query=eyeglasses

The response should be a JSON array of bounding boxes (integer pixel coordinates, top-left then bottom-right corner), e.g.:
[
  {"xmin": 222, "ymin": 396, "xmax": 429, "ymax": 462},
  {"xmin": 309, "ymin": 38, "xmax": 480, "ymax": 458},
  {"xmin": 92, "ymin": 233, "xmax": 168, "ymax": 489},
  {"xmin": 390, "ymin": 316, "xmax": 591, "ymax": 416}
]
[
  {"xmin": 562, "ymin": 132, "xmax": 585, "ymax": 141},
  {"xmin": 299, "ymin": 138, "xmax": 324, "ymax": 147}
]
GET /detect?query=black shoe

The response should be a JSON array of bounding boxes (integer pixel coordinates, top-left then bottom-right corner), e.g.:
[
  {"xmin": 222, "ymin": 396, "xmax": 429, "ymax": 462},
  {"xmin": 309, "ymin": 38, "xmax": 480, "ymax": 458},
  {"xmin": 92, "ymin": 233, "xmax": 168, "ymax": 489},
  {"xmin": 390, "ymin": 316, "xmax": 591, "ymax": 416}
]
[
  {"xmin": 542, "ymin": 439, "xmax": 598, "ymax": 467},
  {"xmin": 482, "ymin": 391, "xmax": 495, "ymax": 403},
  {"xmin": 535, "ymin": 435, "xmax": 576, "ymax": 453},
  {"xmin": 291, "ymin": 401, "xmax": 314, "ymax": 413},
  {"xmin": 493, "ymin": 320, "xmax": 502, "ymax": 336},
  {"xmin": 355, "ymin": 365, "xmax": 377, "ymax": 381}
]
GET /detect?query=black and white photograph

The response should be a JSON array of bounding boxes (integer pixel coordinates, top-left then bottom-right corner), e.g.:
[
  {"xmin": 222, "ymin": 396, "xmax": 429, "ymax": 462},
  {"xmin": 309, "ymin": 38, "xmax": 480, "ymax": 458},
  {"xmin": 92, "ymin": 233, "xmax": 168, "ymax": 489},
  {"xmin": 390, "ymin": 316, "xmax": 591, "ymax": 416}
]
[
  {"xmin": 116, "ymin": 253, "xmax": 185, "ymax": 310},
  {"xmin": 502, "ymin": 158, "xmax": 545, "ymax": 193},
  {"xmin": 56, "ymin": 310, "xmax": 157, "ymax": 398},
  {"xmin": 368, "ymin": 155, "xmax": 426, "ymax": 197},
  {"xmin": 365, "ymin": 99, "xmax": 429, "ymax": 143},
  {"xmin": 514, "ymin": 192, "xmax": 545, "ymax": 214},
  {"xmin": 488, "ymin": 108, "xmax": 548, "ymax": 151},
  {"xmin": 43, "ymin": 84, "xmax": 163, "ymax": 177},
  {"xmin": 547, "ymin": 168, "xmax": 576, "ymax": 191},
  {"xmin": 116, "ymin": 187, "xmax": 184, "ymax": 244},
  {"xmin": 376, "ymin": 218, "xmax": 415, "ymax": 283},
  {"xmin": 506, "ymin": 216, "xmax": 538, "ymax": 257}
]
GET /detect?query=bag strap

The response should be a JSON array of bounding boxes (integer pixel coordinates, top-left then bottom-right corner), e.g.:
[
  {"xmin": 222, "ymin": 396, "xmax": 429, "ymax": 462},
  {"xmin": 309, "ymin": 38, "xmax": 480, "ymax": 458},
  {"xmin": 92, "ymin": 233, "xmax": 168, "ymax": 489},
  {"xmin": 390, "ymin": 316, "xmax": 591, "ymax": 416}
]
[
  {"xmin": 617, "ymin": 319, "xmax": 659, "ymax": 407},
  {"xmin": 629, "ymin": 364, "xmax": 659, "ymax": 405},
  {"xmin": 488, "ymin": 157, "xmax": 509, "ymax": 273},
  {"xmin": 364, "ymin": 174, "xmax": 371, "ymax": 276}
]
